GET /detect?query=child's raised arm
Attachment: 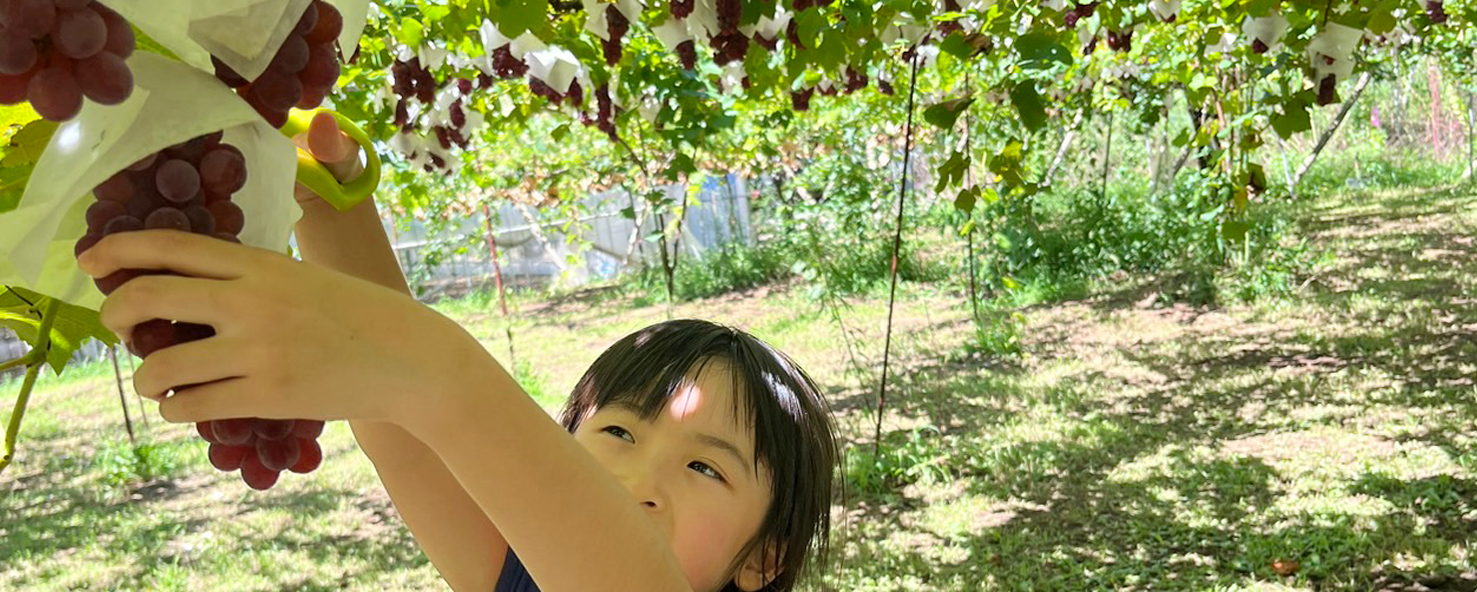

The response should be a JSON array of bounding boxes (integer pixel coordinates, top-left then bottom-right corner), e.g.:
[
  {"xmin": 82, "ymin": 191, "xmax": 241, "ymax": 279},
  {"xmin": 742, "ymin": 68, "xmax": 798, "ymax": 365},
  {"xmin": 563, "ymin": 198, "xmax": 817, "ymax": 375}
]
[{"xmin": 291, "ymin": 118, "xmax": 509, "ymax": 591}]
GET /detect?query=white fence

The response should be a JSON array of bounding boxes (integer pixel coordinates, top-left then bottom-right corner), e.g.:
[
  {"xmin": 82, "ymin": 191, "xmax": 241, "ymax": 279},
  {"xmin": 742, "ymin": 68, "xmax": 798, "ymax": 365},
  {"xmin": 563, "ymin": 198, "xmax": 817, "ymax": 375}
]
[{"xmin": 390, "ymin": 174, "xmax": 757, "ymax": 299}]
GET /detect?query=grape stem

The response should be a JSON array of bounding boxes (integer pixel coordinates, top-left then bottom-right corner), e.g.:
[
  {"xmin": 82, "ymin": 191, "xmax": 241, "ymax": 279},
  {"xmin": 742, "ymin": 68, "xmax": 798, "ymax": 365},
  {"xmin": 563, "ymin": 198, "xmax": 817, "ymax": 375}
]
[{"xmin": 0, "ymin": 298, "xmax": 61, "ymax": 477}]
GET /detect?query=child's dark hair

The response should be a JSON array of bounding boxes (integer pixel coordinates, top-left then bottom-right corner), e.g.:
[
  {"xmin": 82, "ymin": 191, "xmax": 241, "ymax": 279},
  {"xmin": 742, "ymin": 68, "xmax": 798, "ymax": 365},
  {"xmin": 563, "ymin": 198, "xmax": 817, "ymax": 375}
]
[{"xmin": 558, "ymin": 319, "xmax": 837, "ymax": 592}]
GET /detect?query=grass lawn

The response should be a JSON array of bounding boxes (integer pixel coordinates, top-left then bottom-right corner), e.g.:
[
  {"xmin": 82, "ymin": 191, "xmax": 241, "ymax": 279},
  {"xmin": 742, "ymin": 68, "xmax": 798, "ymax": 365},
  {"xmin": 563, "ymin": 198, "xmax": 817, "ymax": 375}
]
[{"xmin": 3, "ymin": 186, "xmax": 1476, "ymax": 591}]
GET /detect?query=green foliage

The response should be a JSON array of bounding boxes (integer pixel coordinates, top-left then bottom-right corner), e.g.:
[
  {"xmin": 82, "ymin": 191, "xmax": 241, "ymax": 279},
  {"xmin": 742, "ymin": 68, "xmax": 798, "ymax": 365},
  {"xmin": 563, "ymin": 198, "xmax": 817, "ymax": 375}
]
[
  {"xmin": 90, "ymin": 437, "xmax": 189, "ymax": 487},
  {"xmin": 844, "ymin": 427, "xmax": 953, "ymax": 496},
  {"xmin": 632, "ymin": 240, "xmax": 792, "ymax": 301}
]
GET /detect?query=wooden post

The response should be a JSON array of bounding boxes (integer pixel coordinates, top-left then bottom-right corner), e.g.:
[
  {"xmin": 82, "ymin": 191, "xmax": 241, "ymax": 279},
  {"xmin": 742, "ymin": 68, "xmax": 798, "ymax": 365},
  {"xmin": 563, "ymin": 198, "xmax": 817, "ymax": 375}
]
[
  {"xmin": 1292, "ymin": 71, "xmax": 1374, "ymax": 189},
  {"xmin": 108, "ymin": 346, "xmax": 135, "ymax": 444},
  {"xmin": 481, "ymin": 202, "xmax": 517, "ymax": 371}
]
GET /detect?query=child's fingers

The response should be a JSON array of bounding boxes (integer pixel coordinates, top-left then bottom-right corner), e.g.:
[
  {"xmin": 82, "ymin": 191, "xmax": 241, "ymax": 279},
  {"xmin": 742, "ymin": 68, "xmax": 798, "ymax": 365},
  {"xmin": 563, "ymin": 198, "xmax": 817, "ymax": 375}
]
[
  {"xmin": 98, "ymin": 275, "xmax": 231, "ymax": 339},
  {"xmin": 156, "ymin": 377, "xmax": 259, "ymax": 424},
  {"xmin": 308, "ymin": 111, "xmax": 353, "ymax": 164},
  {"xmin": 132, "ymin": 337, "xmax": 248, "ymax": 402},
  {"xmin": 78, "ymin": 230, "xmax": 255, "ymax": 280}
]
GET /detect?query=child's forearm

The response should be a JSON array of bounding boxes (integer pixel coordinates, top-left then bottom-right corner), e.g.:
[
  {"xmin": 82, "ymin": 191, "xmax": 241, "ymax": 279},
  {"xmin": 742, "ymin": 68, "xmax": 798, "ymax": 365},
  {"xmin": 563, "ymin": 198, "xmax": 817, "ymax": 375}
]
[
  {"xmin": 292, "ymin": 198, "xmax": 410, "ymax": 293},
  {"xmin": 293, "ymin": 201, "xmax": 507, "ymax": 590},
  {"xmin": 404, "ymin": 358, "xmax": 694, "ymax": 592}
]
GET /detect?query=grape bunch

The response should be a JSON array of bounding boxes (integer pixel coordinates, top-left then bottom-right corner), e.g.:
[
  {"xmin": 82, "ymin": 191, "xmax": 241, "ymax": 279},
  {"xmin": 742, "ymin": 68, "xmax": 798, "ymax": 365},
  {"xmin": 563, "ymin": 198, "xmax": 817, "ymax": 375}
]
[
  {"xmin": 211, "ymin": 0, "xmax": 342, "ymax": 127},
  {"xmin": 76, "ymin": 131, "xmax": 247, "ymax": 299},
  {"xmin": 601, "ymin": 5, "xmax": 629, "ymax": 66},
  {"xmin": 529, "ymin": 77, "xmax": 583, "ymax": 107},
  {"xmin": 1315, "ymin": 74, "xmax": 1338, "ymax": 106},
  {"xmin": 389, "ymin": 57, "xmax": 439, "ymax": 131},
  {"xmin": 75, "ymin": 130, "xmax": 330, "ymax": 490},
  {"xmin": 791, "ymin": 87, "xmax": 814, "ymax": 112},
  {"xmin": 843, "ymin": 67, "xmax": 868, "ymax": 94},
  {"xmin": 676, "ymin": 40, "xmax": 698, "ymax": 70},
  {"xmin": 581, "ymin": 83, "xmax": 618, "ymax": 141},
  {"xmin": 0, "ymin": 0, "xmax": 136, "ymax": 122},
  {"xmin": 1425, "ymin": 0, "xmax": 1447, "ymax": 23},
  {"xmin": 1106, "ymin": 29, "xmax": 1132, "ymax": 52},
  {"xmin": 198, "ymin": 417, "xmax": 325, "ymax": 490},
  {"xmin": 1062, "ymin": 1, "xmax": 1097, "ymax": 27}
]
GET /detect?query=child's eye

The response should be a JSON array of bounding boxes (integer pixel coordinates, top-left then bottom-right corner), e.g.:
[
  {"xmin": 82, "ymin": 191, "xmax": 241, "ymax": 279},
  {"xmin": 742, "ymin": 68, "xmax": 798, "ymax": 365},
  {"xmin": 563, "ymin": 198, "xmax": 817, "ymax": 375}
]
[
  {"xmin": 602, "ymin": 426, "xmax": 634, "ymax": 442},
  {"xmin": 690, "ymin": 461, "xmax": 725, "ymax": 482}
]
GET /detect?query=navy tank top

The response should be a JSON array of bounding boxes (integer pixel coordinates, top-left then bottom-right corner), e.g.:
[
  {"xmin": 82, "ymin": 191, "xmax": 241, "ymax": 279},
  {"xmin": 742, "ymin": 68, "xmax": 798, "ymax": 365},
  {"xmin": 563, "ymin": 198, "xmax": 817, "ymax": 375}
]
[{"xmin": 495, "ymin": 548, "xmax": 539, "ymax": 592}]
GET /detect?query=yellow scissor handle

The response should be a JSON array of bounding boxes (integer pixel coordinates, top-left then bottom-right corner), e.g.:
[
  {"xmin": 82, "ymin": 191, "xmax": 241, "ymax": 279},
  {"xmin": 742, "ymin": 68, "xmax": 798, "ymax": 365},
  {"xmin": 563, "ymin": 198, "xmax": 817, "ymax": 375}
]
[{"xmin": 279, "ymin": 108, "xmax": 382, "ymax": 212}]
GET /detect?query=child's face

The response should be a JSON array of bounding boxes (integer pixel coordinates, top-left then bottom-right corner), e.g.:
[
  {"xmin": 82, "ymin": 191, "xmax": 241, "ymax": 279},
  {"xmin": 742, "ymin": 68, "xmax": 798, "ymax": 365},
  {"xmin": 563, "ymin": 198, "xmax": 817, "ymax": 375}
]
[{"xmin": 572, "ymin": 362, "xmax": 779, "ymax": 592}]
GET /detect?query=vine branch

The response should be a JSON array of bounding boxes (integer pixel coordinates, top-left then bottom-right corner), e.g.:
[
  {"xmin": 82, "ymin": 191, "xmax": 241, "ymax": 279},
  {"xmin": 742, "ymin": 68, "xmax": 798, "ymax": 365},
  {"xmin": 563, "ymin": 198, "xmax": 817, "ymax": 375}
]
[{"xmin": 1, "ymin": 297, "xmax": 61, "ymax": 476}]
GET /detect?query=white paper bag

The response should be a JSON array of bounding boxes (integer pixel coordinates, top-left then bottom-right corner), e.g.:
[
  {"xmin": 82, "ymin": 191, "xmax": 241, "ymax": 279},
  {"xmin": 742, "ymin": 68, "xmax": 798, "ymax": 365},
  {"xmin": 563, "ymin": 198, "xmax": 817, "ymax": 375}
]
[
  {"xmin": 99, "ymin": 0, "xmax": 369, "ymax": 82},
  {"xmin": 0, "ymin": 53, "xmax": 300, "ymax": 311}
]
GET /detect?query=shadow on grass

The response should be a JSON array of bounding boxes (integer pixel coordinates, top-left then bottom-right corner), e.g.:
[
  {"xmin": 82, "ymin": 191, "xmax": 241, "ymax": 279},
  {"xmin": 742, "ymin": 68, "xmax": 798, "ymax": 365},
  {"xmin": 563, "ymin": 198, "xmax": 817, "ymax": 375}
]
[{"xmin": 823, "ymin": 187, "xmax": 1477, "ymax": 590}]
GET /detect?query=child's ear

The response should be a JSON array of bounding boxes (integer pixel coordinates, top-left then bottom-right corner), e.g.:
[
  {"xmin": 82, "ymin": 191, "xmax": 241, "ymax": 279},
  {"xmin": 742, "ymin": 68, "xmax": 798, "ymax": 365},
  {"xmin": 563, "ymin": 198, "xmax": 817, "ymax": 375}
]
[{"xmin": 734, "ymin": 541, "xmax": 785, "ymax": 591}]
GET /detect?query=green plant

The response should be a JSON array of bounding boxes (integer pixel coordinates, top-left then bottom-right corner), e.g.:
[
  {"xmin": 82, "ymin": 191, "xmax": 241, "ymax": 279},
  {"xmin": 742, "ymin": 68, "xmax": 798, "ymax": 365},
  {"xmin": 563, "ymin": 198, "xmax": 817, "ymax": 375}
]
[
  {"xmin": 844, "ymin": 427, "xmax": 953, "ymax": 496},
  {"xmin": 91, "ymin": 438, "xmax": 189, "ymax": 487}
]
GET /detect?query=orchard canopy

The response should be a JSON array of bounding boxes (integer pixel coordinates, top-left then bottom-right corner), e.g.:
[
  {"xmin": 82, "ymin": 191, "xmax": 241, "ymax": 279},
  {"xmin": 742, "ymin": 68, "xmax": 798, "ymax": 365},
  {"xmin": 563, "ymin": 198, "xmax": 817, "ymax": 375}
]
[{"xmin": 1, "ymin": 0, "xmax": 1469, "ymax": 407}]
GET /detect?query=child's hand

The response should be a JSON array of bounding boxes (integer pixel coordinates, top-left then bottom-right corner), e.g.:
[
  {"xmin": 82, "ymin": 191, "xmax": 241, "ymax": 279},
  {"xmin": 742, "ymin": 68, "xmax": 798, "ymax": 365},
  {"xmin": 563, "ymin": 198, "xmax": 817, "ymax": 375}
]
[
  {"xmin": 292, "ymin": 111, "xmax": 365, "ymax": 205},
  {"xmin": 77, "ymin": 230, "xmax": 483, "ymax": 427}
]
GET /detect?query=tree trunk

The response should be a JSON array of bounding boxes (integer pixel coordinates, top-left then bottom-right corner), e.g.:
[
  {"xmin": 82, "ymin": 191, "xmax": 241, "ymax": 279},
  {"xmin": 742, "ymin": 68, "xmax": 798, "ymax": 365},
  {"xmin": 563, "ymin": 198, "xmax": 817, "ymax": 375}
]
[{"xmin": 1292, "ymin": 71, "xmax": 1374, "ymax": 189}]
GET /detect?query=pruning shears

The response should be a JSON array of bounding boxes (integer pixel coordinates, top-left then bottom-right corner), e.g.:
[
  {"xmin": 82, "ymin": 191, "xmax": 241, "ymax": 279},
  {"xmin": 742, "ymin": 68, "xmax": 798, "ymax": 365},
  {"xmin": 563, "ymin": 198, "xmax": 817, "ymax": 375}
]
[{"xmin": 278, "ymin": 108, "xmax": 382, "ymax": 212}]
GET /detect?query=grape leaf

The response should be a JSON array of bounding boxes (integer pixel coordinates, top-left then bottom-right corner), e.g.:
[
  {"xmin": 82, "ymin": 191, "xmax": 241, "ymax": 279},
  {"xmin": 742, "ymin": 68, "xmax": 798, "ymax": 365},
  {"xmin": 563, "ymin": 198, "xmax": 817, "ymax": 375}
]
[
  {"xmin": 0, "ymin": 120, "xmax": 58, "ymax": 169},
  {"xmin": 0, "ymin": 287, "xmax": 117, "ymax": 373},
  {"xmin": 923, "ymin": 97, "xmax": 974, "ymax": 129},
  {"xmin": 1009, "ymin": 83, "xmax": 1047, "ymax": 133},
  {"xmin": 1271, "ymin": 100, "xmax": 1312, "ymax": 139},
  {"xmin": 1015, "ymin": 33, "xmax": 1072, "ymax": 70}
]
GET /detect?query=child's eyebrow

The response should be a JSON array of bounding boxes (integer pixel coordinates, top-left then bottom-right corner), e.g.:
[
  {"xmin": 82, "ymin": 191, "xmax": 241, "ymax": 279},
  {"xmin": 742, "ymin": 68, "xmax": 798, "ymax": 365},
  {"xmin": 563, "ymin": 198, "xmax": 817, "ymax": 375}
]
[{"xmin": 693, "ymin": 432, "xmax": 753, "ymax": 479}]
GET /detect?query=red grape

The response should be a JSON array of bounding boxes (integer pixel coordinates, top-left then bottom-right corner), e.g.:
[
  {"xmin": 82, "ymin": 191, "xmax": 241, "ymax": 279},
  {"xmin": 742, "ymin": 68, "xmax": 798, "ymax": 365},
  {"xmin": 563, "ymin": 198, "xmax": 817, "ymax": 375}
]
[
  {"xmin": 289, "ymin": 438, "xmax": 322, "ymax": 473},
  {"xmin": 4, "ymin": 0, "xmax": 56, "ymax": 39},
  {"xmin": 75, "ymin": 51, "xmax": 131, "ymax": 105},
  {"xmin": 256, "ymin": 436, "xmax": 301, "ymax": 471},
  {"xmin": 304, "ymin": 1, "xmax": 342, "ymax": 44},
  {"xmin": 240, "ymin": 453, "xmax": 280, "ymax": 490},
  {"xmin": 250, "ymin": 70, "xmax": 302, "ymax": 112},
  {"xmin": 98, "ymin": 5, "xmax": 133, "ymax": 57},
  {"xmin": 200, "ymin": 145, "xmax": 247, "ymax": 195},
  {"xmin": 85, "ymin": 200, "xmax": 126, "ymax": 231},
  {"xmin": 270, "ymin": 34, "xmax": 309, "ymax": 75},
  {"xmin": 208, "ymin": 201, "xmax": 245, "ymax": 234},
  {"xmin": 212, "ymin": 418, "xmax": 255, "ymax": 445},
  {"xmin": 73, "ymin": 232, "xmax": 101, "ymax": 258},
  {"xmin": 292, "ymin": 420, "xmax": 326, "ymax": 439},
  {"xmin": 52, "ymin": 7, "xmax": 107, "ymax": 60},
  {"xmin": 209, "ymin": 443, "xmax": 251, "ymax": 471},
  {"xmin": 155, "ymin": 159, "xmax": 201, "ymax": 203},
  {"xmin": 184, "ymin": 204, "xmax": 216, "ymax": 234},
  {"xmin": 295, "ymin": 2, "xmax": 319, "ymax": 36},
  {"xmin": 196, "ymin": 421, "xmax": 220, "ymax": 444},
  {"xmin": 129, "ymin": 319, "xmax": 176, "ymax": 357},
  {"xmin": 93, "ymin": 269, "xmax": 137, "ymax": 295},
  {"xmin": 145, "ymin": 207, "xmax": 190, "ymax": 231},
  {"xmin": 102, "ymin": 215, "xmax": 143, "ymax": 234},
  {"xmin": 93, "ymin": 170, "xmax": 138, "ymax": 202},
  {"xmin": 0, "ymin": 29, "xmax": 39, "ymax": 75},
  {"xmin": 300, "ymin": 41, "xmax": 339, "ymax": 89},
  {"xmin": 253, "ymin": 419, "xmax": 296, "ymax": 441},
  {"xmin": 27, "ymin": 66, "xmax": 82, "ymax": 121}
]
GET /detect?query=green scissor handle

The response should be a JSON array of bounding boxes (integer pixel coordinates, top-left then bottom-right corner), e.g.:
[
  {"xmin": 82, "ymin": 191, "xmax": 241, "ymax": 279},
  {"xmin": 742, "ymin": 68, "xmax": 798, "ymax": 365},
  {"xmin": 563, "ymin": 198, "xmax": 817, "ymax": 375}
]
[{"xmin": 278, "ymin": 108, "xmax": 382, "ymax": 212}]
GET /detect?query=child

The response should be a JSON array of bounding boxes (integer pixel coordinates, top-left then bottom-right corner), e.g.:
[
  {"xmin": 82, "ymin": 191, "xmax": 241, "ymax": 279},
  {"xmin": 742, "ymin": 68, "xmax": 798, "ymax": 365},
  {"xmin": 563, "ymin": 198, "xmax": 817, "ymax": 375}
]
[{"xmin": 76, "ymin": 114, "xmax": 839, "ymax": 592}]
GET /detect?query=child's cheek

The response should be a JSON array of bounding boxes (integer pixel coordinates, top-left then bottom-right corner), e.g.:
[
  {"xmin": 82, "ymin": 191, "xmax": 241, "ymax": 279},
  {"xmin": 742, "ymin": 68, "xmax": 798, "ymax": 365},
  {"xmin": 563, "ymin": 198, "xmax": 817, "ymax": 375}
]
[{"xmin": 674, "ymin": 504, "xmax": 744, "ymax": 589}]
